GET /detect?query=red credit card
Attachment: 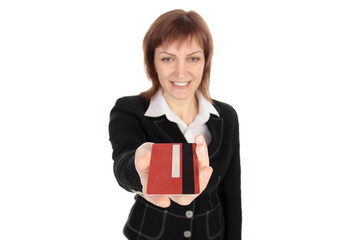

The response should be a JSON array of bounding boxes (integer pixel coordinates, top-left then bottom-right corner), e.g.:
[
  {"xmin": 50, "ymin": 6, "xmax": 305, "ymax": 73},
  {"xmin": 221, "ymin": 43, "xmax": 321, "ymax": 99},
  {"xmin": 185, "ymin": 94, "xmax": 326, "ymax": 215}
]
[{"xmin": 146, "ymin": 143, "xmax": 200, "ymax": 195}]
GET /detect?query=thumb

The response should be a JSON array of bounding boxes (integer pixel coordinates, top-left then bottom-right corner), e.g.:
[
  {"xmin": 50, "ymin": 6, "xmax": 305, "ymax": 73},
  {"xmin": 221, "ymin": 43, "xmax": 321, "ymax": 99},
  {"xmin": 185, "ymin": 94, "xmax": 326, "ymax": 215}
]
[{"xmin": 199, "ymin": 166, "xmax": 213, "ymax": 192}]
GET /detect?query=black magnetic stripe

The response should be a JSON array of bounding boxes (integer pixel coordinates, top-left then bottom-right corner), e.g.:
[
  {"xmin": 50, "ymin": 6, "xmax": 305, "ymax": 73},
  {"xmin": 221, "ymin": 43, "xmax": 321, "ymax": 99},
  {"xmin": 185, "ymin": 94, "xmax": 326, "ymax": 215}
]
[{"xmin": 182, "ymin": 143, "xmax": 195, "ymax": 194}]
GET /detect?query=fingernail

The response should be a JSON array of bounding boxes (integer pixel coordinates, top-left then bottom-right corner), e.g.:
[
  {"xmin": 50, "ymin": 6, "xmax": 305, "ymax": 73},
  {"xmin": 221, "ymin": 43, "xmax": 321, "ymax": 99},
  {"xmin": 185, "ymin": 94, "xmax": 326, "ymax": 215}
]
[{"xmin": 197, "ymin": 135, "xmax": 205, "ymax": 144}]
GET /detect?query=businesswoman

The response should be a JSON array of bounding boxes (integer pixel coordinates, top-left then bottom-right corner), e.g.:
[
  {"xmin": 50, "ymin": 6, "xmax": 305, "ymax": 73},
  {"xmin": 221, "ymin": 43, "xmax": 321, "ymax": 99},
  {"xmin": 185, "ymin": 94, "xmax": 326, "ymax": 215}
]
[{"xmin": 109, "ymin": 9, "xmax": 241, "ymax": 240}]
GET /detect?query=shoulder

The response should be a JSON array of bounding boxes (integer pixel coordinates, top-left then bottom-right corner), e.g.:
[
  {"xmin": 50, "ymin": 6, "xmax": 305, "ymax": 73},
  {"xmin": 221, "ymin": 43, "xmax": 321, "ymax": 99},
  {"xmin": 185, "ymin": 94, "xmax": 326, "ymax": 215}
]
[
  {"xmin": 110, "ymin": 95, "xmax": 148, "ymax": 117},
  {"xmin": 211, "ymin": 99, "xmax": 238, "ymax": 120}
]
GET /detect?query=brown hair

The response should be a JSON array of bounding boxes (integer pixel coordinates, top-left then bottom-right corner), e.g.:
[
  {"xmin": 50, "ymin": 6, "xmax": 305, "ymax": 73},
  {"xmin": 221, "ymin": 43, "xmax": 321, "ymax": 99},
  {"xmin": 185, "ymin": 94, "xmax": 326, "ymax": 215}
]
[{"xmin": 140, "ymin": 9, "xmax": 214, "ymax": 102}]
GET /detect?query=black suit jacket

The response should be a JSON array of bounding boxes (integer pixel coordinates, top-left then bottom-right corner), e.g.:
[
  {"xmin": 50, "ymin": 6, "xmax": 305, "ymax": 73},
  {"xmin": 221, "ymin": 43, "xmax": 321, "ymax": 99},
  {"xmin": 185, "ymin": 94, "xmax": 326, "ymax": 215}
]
[{"xmin": 109, "ymin": 95, "xmax": 241, "ymax": 240}]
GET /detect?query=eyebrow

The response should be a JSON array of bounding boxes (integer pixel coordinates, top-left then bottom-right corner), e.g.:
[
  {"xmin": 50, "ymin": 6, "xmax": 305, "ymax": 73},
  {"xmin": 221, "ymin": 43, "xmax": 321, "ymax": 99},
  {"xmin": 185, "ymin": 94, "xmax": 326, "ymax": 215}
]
[{"xmin": 159, "ymin": 51, "xmax": 203, "ymax": 57}]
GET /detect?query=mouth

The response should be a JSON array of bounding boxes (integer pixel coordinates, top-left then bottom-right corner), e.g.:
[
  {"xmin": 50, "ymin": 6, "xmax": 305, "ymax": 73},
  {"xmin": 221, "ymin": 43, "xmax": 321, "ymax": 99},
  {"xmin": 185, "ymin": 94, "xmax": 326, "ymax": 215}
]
[{"xmin": 171, "ymin": 81, "xmax": 191, "ymax": 87}]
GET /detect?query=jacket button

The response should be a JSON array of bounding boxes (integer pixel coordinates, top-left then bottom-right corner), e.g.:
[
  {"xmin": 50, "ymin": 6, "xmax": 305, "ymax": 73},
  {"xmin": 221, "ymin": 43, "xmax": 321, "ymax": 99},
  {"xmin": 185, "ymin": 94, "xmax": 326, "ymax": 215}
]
[
  {"xmin": 184, "ymin": 230, "xmax": 191, "ymax": 238},
  {"xmin": 185, "ymin": 210, "xmax": 193, "ymax": 218}
]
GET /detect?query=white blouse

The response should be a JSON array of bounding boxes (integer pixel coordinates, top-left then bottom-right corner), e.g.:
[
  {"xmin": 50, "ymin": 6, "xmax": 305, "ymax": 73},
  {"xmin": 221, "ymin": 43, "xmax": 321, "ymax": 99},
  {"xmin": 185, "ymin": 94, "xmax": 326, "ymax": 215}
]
[{"xmin": 144, "ymin": 90, "xmax": 219, "ymax": 144}]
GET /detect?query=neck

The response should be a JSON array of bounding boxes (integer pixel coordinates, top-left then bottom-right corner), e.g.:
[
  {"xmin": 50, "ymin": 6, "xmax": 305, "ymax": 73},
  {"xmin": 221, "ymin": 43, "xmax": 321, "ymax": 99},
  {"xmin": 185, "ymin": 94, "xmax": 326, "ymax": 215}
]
[{"xmin": 165, "ymin": 95, "xmax": 198, "ymax": 125}]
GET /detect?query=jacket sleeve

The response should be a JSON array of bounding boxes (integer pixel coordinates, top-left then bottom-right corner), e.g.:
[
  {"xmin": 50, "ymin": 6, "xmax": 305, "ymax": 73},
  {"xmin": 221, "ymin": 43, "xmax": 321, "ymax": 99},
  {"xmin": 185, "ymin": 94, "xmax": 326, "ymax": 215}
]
[
  {"xmin": 220, "ymin": 110, "xmax": 242, "ymax": 240},
  {"xmin": 108, "ymin": 97, "xmax": 145, "ymax": 192}
]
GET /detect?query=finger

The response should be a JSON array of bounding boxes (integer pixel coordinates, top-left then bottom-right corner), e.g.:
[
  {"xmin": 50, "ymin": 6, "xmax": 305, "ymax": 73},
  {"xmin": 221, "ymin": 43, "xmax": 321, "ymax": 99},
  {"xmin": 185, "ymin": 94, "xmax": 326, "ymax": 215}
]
[
  {"xmin": 135, "ymin": 151, "xmax": 152, "ymax": 173},
  {"xmin": 135, "ymin": 142, "xmax": 153, "ymax": 166},
  {"xmin": 135, "ymin": 153, "xmax": 152, "ymax": 190},
  {"xmin": 198, "ymin": 166, "xmax": 213, "ymax": 192},
  {"xmin": 143, "ymin": 194, "xmax": 171, "ymax": 208},
  {"xmin": 195, "ymin": 135, "xmax": 209, "ymax": 169},
  {"xmin": 195, "ymin": 134, "xmax": 206, "ymax": 145},
  {"xmin": 170, "ymin": 194, "xmax": 197, "ymax": 206}
]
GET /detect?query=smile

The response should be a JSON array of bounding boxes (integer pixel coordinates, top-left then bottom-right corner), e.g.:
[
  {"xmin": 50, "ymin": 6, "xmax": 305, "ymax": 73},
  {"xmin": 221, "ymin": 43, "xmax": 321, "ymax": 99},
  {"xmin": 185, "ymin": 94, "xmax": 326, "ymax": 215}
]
[{"xmin": 172, "ymin": 81, "xmax": 190, "ymax": 87}]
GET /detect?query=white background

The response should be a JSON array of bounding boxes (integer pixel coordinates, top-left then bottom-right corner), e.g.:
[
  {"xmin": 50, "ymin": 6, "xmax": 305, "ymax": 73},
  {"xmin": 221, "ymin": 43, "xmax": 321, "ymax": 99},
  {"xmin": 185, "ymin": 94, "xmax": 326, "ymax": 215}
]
[{"xmin": 1, "ymin": 0, "xmax": 359, "ymax": 239}]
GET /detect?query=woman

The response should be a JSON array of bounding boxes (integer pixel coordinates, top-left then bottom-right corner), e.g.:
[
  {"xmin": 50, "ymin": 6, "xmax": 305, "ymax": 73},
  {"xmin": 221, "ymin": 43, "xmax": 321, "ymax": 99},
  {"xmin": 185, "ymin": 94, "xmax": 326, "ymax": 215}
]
[{"xmin": 109, "ymin": 9, "xmax": 241, "ymax": 240}]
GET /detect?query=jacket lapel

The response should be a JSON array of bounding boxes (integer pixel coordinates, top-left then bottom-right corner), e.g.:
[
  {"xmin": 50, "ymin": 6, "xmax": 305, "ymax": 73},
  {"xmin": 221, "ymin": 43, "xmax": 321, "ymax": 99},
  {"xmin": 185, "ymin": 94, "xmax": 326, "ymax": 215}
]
[
  {"xmin": 152, "ymin": 116, "xmax": 188, "ymax": 143},
  {"xmin": 207, "ymin": 115, "xmax": 224, "ymax": 159}
]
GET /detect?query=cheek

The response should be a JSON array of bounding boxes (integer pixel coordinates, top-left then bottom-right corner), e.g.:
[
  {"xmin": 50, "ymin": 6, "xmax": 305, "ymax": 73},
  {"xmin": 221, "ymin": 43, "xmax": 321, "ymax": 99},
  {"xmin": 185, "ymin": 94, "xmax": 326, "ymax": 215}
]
[
  {"xmin": 196, "ymin": 65, "xmax": 205, "ymax": 79},
  {"xmin": 154, "ymin": 63, "xmax": 163, "ymax": 78},
  {"xmin": 156, "ymin": 68, "xmax": 168, "ymax": 82}
]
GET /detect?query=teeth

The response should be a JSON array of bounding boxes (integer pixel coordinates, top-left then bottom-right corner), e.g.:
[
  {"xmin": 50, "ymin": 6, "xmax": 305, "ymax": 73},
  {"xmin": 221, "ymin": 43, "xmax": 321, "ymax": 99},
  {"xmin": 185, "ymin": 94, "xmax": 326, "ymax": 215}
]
[{"xmin": 173, "ymin": 81, "xmax": 189, "ymax": 86}]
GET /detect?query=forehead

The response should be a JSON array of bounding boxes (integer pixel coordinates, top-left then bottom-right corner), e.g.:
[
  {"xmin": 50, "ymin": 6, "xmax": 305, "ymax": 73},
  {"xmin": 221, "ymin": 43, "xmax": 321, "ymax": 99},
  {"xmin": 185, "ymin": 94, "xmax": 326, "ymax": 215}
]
[{"xmin": 156, "ymin": 38, "xmax": 204, "ymax": 53}]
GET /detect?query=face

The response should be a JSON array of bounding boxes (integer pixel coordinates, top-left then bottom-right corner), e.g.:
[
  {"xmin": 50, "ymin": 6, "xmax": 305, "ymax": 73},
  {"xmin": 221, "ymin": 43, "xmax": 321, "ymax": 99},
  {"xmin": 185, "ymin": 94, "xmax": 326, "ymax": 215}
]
[{"xmin": 154, "ymin": 39, "xmax": 205, "ymax": 104}]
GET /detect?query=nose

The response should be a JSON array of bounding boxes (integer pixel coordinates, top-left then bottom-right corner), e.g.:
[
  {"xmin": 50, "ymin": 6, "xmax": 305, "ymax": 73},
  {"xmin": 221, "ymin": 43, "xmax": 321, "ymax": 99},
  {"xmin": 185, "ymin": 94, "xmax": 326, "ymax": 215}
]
[{"xmin": 175, "ymin": 60, "xmax": 186, "ymax": 79}]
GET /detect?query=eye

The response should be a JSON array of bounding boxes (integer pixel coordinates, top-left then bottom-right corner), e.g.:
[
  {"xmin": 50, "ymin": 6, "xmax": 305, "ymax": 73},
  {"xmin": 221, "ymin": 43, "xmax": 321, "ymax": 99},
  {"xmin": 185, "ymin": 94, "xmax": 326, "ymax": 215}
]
[
  {"xmin": 189, "ymin": 57, "xmax": 200, "ymax": 62},
  {"xmin": 161, "ymin": 57, "xmax": 172, "ymax": 62}
]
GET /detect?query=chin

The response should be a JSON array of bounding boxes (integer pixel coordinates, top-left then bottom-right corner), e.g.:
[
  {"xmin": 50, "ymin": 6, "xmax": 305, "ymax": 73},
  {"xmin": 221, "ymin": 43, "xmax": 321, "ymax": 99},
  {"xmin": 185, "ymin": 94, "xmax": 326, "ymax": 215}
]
[{"xmin": 172, "ymin": 92, "xmax": 195, "ymax": 101}]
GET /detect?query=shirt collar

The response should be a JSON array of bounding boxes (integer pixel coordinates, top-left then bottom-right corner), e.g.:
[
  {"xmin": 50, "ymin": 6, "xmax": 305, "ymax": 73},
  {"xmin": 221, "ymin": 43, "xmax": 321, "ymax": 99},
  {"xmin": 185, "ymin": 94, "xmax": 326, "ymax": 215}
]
[{"xmin": 144, "ymin": 90, "xmax": 219, "ymax": 124}]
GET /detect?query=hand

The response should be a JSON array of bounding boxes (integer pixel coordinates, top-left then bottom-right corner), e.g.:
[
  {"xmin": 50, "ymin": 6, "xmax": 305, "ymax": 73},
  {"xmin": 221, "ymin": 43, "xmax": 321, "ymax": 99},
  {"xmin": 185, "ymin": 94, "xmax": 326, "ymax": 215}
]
[
  {"xmin": 135, "ymin": 142, "xmax": 172, "ymax": 207},
  {"xmin": 169, "ymin": 134, "xmax": 213, "ymax": 206},
  {"xmin": 134, "ymin": 134, "xmax": 213, "ymax": 208}
]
